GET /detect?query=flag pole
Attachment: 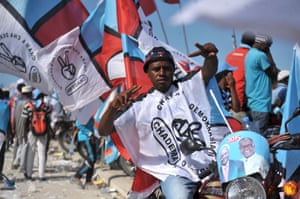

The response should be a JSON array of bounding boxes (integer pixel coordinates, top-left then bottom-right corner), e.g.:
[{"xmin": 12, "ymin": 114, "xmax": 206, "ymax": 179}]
[
  {"xmin": 155, "ymin": 2, "xmax": 169, "ymax": 44},
  {"xmin": 209, "ymin": 89, "xmax": 233, "ymax": 133},
  {"xmin": 232, "ymin": 28, "xmax": 237, "ymax": 49},
  {"xmin": 178, "ymin": 2, "xmax": 189, "ymax": 54}
]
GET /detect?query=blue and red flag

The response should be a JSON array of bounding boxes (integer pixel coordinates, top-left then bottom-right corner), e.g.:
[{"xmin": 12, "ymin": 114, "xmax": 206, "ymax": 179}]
[
  {"xmin": 0, "ymin": 0, "xmax": 89, "ymax": 93},
  {"xmin": 37, "ymin": 1, "xmax": 110, "ymax": 113}
]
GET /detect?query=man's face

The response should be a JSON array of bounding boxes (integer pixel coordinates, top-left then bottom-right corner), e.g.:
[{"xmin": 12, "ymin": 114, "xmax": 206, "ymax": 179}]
[
  {"xmin": 220, "ymin": 147, "xmax": 229, "ymax": 165},
  {"xmin": 147, "ymin": 60, "xmax": 174, "ymax": 93},
  {"xmin": 239, "ymin": 139, "xmax": 255, "ymax": 158}
]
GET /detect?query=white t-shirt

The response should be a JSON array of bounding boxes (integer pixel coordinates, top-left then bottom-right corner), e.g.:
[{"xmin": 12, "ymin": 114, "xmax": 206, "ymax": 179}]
[{"xmin": 114, "ymin": 70, "xmax": 220, "ymax": 182}]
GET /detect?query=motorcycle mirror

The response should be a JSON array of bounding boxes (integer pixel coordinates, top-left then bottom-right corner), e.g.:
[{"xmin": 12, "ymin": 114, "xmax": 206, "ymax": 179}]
[
  {"xmin": 180, "ymin": 138, "xmax": 206, "ymax": 155},
  {"xmin": 284, "ymin": 103, "xmax": 300, "ymax": 132},
  {"xmin": 272, "ymin": 133, "xmax": 300, "ymax": 151}
]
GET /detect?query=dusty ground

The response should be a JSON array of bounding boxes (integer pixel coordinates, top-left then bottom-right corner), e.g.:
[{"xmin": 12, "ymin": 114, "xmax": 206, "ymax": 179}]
[{"xmin": 0, "ymin": 140, "xmax": 129, "ymax": 199}]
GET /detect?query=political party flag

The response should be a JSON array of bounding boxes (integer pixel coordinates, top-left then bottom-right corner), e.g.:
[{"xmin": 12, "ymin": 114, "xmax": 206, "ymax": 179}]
[
  {"xmin": 121, "ymin": 34, "xmax": 153, "ymax": 94},
  {"xmin": 0, "ymin": 1, "xmax": 89, "ymax": 93},
  {"xmin": 98, "ymin": 0, "xmax": 198, "ymax": 90},
  {"xmin": 37, "ymin": 1, "xmax": 111, "ymax": 112},
  {"xmin": 277, "ymin": 44, "xmax": 300, "ymax": 179},
  {"xmin": 97, "ymin": 1, "xmax": 161, "ymax": 197}
]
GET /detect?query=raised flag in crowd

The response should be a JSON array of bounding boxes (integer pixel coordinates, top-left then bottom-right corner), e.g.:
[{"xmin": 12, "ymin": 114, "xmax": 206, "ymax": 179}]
[
  {"xmin": 37, "ymin": 1, "xmax": 111, "ymax": 112},
  {"xmin": 0, "ymin": 0, "xmax": 89, "ymax": 93}
]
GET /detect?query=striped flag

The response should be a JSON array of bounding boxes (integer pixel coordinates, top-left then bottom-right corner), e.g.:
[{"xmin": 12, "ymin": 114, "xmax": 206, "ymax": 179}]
[
  {"xmin": 37, "ymin": 1, "xmax": 111, "ymax": 112},
  {"xmin": 121, "ymin": 34, "xmax": 153, "ymax": 94},
  {"xmin": 0, "ymin": 0, "xmax": 89, "ymax": 93}
]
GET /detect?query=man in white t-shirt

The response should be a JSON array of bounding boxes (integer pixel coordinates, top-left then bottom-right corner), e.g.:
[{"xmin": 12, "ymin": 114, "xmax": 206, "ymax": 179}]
[{"xmin": 98, "ymin": 43, "xmax": 219, "ymax": 199}]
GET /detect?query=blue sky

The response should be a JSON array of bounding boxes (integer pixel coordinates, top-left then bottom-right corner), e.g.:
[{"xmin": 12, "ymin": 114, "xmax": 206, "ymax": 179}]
[
  {"xmin": 148, "ymin": 1, "xmax": 295, "ymax": 70},
  {"xmin": 0, "ymin": 0, "xmax": 296, "ymax": 87}
]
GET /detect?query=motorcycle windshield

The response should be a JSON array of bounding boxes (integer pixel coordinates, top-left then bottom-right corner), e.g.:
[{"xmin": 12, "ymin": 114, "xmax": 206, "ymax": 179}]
[{"xmin": 217, "ymin": 130, "xmax": 270, "ymax": 183}]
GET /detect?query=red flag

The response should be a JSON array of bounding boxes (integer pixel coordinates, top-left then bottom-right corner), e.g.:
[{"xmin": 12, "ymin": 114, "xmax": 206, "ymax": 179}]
[
  {"xmin": 102, "ymin": 1, "xmax": 159, "ymax": 197},
  {"xmin": 139, "ymin": 0, "xmax": 157, "ymax": 16},
  {"xmin": 164, "ymin": 0, "xmax": 180, "ymax": 4},
  {"xmin": 34, "ymin": 1, "xmax": 88, "ymax": 46},
  {"xmin": 121, "ymin": 34, "xmax": 152, "ymax": 94},
  {"xmin": 0, "ymin": 0, "xmax": 89, "ymax": 93}
]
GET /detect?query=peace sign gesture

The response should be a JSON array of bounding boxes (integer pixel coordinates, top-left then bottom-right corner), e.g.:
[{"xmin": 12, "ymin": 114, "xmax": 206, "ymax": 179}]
[
  {"xmin": 98, "ymin": 85, "xmax": 142, "ymax": 136},
  {"xmin": 110, "ymin": 85, "xmax": 142, "ymax": 111}
]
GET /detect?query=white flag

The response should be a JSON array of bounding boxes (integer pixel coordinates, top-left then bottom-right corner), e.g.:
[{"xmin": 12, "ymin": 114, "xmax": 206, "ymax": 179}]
[{"xmin": 37, "ymin": 27, "xmax": 110, "ymax": 112}]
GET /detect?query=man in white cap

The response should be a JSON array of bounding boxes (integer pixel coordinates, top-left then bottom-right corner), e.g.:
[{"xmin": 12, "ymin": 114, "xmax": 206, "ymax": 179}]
[
  {"xmin": 12, "ymin": 86, "xmax": 32, "ymax": 175},
  {"xmin": 10, "ymin": 83, "xmax": 25, "ymax": 150},
  {"xmin": 271, "ymin": 70, "xmax": 289, "ymax": 125}
]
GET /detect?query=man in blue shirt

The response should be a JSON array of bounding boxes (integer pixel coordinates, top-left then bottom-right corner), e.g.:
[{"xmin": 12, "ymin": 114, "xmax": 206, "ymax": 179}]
[
  {"xmin": 0, "ymin": 88, "xmax": 11, "ymax": 177},
  {"xmin": 245, "ymin": 34, "xmax": 279, "ymax": 136},
  {"xmin": 71, "ymin": 117, "xmax": 97, "ymax": 189}
]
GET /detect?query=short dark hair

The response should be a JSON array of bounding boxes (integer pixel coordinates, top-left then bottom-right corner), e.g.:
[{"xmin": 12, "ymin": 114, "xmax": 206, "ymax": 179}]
[
  {"xmin": 241, "ymin": 31, "xmax": 255, "ymax": 46},
  {"xmin": 215, "ymin": 70, "xmax": 229, "ymax": 82}
]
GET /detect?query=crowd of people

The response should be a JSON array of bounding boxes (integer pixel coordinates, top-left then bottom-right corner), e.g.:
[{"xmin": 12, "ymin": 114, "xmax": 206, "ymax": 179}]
[
  {"xmin": 0, "ymin": 30, "xmax": 290, "ymax": 198},
  {"xmin": 218, "ymin": 32, "xmax": 288, "ymax": 135},
  {"xmin": 0, "ymin": 84, "xmax": 52, "ymax": 181},
  {"xmin": 0, "ymin": 81, "xmax": 102, "ymax": 189}
]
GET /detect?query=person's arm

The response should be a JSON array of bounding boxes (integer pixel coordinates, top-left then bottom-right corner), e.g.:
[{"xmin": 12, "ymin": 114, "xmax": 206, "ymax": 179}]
[
  {"xmin": 98, "ymin": 85, "xmax": 141, "ymax": 136},
  {"xmin": 226, "ymin": 73, "xmax": 240, "ymax": 112},
  {"xmin": 188, "ymin": 42, "xmax": 219, "ymax": 84},
  {"xmin": 202, "ymin": 53, "xmax": 218, "ymax": 84},
  {"xmin": 264, "ymin": 49, "xmax": 279, "ymax": 84},
  {"xmin": 253, "ymin": 43, "xmax": 279, "ymax": 83}
]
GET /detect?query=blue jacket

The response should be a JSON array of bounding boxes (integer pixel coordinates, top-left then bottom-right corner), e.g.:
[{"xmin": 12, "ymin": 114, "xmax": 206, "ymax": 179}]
[
  {"xmin": 76, "ymin": 117, "xmax": 94, "ymax": 142},
  {"xmin": 0, "ymin": 99, "xmax": 10, "ymax": 134}
]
